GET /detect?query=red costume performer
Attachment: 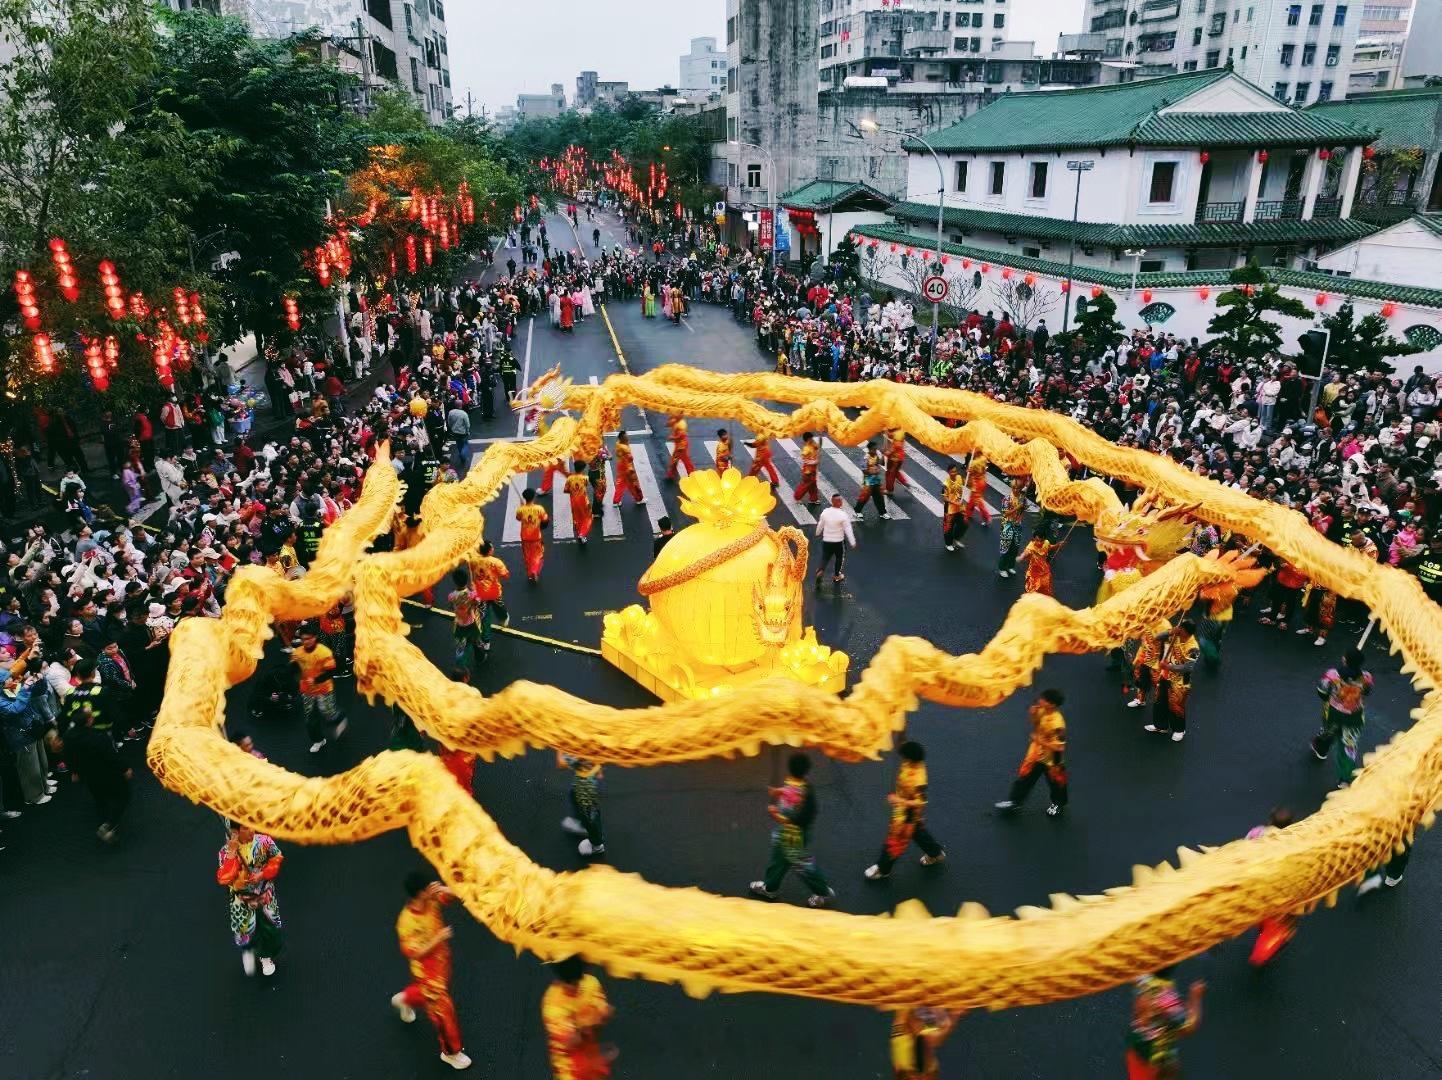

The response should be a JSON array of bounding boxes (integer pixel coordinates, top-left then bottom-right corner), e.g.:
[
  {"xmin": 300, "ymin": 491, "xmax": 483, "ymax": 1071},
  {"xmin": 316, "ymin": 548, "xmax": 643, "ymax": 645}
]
[
  {"xmin": 665, "ymin": 417, "xmax": 694, "ymax": 478},
  {"xmin": 964, "ymin": 456, "xmax": 993, "ymax": 525},
  {"xmin": 793, "ymin": 435, "xmax": 821, "ymax": 506},
  {"xmin": 883, "ymin": 430, "xmax": 911, "ymax": 493},
  {"xmin": 745, "ymin": 436, "xmax": 780, "ymax": 484},
  {"xmin": 611, "ymin": 435, "xmax": 644, "ymax": 505},
  {"xmin": 565, "ymin": 466, "xmax": 593, "ymax": 544},
  {"xmin": 393, "ymin": 880, "xmax": 467, "ymax": 1063}
]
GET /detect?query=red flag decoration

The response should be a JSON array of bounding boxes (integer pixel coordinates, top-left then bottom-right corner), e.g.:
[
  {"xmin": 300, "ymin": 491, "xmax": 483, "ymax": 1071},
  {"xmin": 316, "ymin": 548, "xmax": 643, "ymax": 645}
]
[
  {"xmin": 13, "ymin": 270, "xmax": 41, "ymax": 330},
  {"xmin": 49, "ymin": 238, "xmax": 78, "ymax": 301},
  {"xmin": 98, "ymin": 261, "xmax": 125, "ymax": 319},
  {"xmin": 1090, "ymin": 286, "xmax": 1103, "ymax": 299},
  {"xmin": 1380, "ymin": 301, "xmax": 1397, "ymax": 318},
  {"xmin": 1198, "ymin": 286, "xmax": 1210, "ymax": 301},
  {"xmin": 1142, "ymin": 289, "xmax": 1153, "ymax": 303}
]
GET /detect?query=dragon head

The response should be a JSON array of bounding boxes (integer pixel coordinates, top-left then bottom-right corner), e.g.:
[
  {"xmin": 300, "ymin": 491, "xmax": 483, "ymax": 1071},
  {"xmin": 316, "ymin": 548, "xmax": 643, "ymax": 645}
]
[
  {"xmin": 509, "ymin": 364, "xmax": 574, "ymax": 415},
  {"xmin": 1095, "ymin": 494, "xmax": 1200, "ymax": 569},
  {"xmin": 752, "ymin": 526, "xmax": 806, "ymax": 647}
]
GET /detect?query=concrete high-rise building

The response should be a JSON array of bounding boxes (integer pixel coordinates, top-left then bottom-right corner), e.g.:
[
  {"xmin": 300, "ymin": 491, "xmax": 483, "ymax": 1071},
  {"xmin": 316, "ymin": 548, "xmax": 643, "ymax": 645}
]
[
  {"xmin": 1082, "ymin": 0, "xmax": 1361, "ymax": 105},
  {"xmin": 1350, "ymin": 0, "xmax": 1412, "ymax": 92},
  {"xmin": 722, "ymin": 0, "xmax": 819, "ymax": 248},
  {"xmin": 517, "ymin": 83, "xmax": 568, "ymax": 120},
  {"xmin": 816, "ymin": 0, "xmax": 1015, "ymax": 90},
  {"xmin": 1401, "ymin": 0, "xmax": 1442, "ymax": 82},
  {"xmin": 679, "ymin": 36, "xmax": 726, "ymax": 98},
  {"xmin": 162, "ymin": 1, "xmax": 454, "ymax": 123}
]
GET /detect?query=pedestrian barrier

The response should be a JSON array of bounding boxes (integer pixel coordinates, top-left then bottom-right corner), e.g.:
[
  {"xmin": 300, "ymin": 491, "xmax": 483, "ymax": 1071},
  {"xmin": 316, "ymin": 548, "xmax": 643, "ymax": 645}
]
[{"xmin": 149, "ymin": 366, "xmax": 1442, "ymax": 1011}]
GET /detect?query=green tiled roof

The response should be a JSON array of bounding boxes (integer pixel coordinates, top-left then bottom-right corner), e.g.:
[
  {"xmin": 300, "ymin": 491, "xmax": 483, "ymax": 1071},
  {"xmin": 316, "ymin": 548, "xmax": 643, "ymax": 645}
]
[
  {"xmin": 908, "ymin": 70, "xmax": 1373, "ymax": 154},
  {"xmin": 888, "ymin": 200, "xmax": 1377, "ymax": 249},
  {"xmin": 1414, "ymin": 213, "xmax": 1442, "ymax": 238},
  {"xmin": 779, "ymin": 179, "xmax": 892, "ymax": 212},
  {"xmin": 1308, "ymin": 87, "xmax": 1442, "ymax": 152},
  {"xmin": 848, "ymin": 221, "xmax": 1442, "ymax": 310}
]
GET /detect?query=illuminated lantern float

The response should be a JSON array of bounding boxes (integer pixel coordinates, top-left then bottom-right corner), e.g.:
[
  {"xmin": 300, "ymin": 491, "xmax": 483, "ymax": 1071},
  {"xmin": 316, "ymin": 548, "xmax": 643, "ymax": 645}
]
[{"xmin": 602, "ymin": 468, "xmax": 848, "ymax": 701}]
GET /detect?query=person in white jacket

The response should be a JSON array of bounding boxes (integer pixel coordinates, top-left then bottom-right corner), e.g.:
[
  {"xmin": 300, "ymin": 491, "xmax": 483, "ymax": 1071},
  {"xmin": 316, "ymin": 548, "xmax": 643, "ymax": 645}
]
[{"xmin": 153, "ymin": 452, "xmax": 187, "ymax": 507}]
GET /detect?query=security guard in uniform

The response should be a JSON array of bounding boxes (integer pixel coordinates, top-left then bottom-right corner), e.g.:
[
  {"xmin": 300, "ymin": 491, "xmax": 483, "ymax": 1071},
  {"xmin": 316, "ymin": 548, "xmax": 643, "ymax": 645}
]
[{"xmin": 1405, "ymin": 532, "xmax": 1442, "ymax": 604}]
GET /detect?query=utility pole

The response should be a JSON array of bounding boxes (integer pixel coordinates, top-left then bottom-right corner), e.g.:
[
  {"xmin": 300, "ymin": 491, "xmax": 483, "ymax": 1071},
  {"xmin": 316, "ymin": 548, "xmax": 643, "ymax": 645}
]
[{"xmin": 465, "ymin": 90, "xmax": 474, "ymax": 117}]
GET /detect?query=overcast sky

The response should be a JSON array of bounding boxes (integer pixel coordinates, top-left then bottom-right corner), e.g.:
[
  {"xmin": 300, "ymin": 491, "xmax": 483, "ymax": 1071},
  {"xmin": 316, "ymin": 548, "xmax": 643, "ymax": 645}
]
[{"xmin": 447, "ymin": 0, "xmax": 1087, "ymax": 117}]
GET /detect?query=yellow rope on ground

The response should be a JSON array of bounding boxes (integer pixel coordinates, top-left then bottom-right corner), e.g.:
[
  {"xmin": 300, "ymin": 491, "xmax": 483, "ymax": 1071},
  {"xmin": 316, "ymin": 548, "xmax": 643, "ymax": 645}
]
[{"xmin": 148, "ymin": 367, "xmax": 1442, "ymax": 1012}]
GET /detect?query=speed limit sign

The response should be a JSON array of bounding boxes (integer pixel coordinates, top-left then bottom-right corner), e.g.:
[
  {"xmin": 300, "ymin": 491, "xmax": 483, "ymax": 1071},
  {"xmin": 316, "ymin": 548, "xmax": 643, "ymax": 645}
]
[{"xmin": 922, "ymin": 275, "xmax": 949, "ymax": 302}]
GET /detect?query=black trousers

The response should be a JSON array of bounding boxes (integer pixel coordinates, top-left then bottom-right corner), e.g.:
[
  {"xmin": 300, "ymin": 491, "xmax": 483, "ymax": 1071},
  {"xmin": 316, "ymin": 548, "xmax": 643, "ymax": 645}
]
[
  {"xmin": 874, "ymin": 822, "xmax": 943, "ymax": 874},
  {"xmin": 1009, "ymin": 759, "xmax": 1068, "ymax": 807},
  {"xmin": 817, "ymin": 540, "xmax": 846, "ymax": 577}
]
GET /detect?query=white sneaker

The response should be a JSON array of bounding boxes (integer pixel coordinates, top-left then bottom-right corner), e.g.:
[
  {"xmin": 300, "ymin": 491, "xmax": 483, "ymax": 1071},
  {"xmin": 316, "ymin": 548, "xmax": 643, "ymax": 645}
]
[
  {"xmin": 31, "ymin": 794, "xmax": 52, "ymax": 806},
  {"xmin": 1357, "ymin": 873, "xmax": 1383, "ymax": 896},
  {"xmin": 0, "ymin": 810, "xmax": 20, "ymax": 819},
  {"xmin": 560, "ymin": 816, "xmax": 588, "ymax": 836},
  {"xmin": 309, "ymin": 740, "xmax": 327, "ymax": 753},
  {"xmin": 260, "ymin": 957, "xmax": 276, "ymax": 976},
  {"xmin": 920, "ymin": 852, "xmax": 946, "ymax": 867},
  {"xmin": 863, "ymin": 864, "xmax": 888, "ymax": 880},
  {"xmin": 748, "ymin": 881, "xmax": 778, "ymax": 899},
  {"xmin": 1170, "ymin": 731, "xmax": 1185, "ymax": 742},
  {"xmin": 944, "ymin": 544, "xmax": 954, "ymax": 552},
  {"xmin": 1126, "ymin": 698, "xmax": 1143, "ymax": 709},
  {"xmin": 994, "ymin": 799, "xmax": 1017, "ymax": 812},
  {"xmin": 241, "ymin": 949, "xmax": 257, "ymax": 976},
  {"xmin": 1314, "ymin": 636, "xmax": 1327, "ymax": 646},
  {"xmin": 1384, "ymin": 874, "xmax": 1404, "ymax": 887},
  {"xmin": 807, "ymin": 888, "xmax": 836, "ymax": 908},
  {"xmin": 880, "ymin": 512, "xmax": 891, "ymax": 520},
  {"xmin": 391, "ymin": 991, "xmax": 417, "ymax": 1023},
  {"xmin": 578, "ymin": 839, "xmax": 605, "ymax": 856},
  {"xmin": 439, "ymin": 1051, "xmax": 472, "ymax": 1070},
  {"xmin": 1143, "ymin": 724, "xmax": 1161, "ymax": 734},
  {"xmin": 1295, "ymin": 627, "xmax": 1311, "ymax": 635}
]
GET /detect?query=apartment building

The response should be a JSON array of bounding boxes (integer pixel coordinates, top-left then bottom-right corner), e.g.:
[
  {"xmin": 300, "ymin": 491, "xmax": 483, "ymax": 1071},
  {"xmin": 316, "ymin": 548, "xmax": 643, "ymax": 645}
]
[
  {"xmin": 1083, "ymin": 0, "xmax": 1361, "ymax": 105},
  {"xmin": 680, "ymin": 36, "xmax": 726, "ymax": 98},
  {"xmin": 1349, "ymin": 1, "xmax": 1413, "ymax": 91},
  {"xmin": 815, "ymin": 0, "xmax": 1015, "ymax": 90}
]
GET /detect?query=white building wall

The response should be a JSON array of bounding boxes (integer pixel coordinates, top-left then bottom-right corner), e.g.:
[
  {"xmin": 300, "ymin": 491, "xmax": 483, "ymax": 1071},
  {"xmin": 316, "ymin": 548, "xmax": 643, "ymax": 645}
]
[
  {"xmin": 1315, "ymin": 219, "xmax": 1442, "ymax": 283},
  {"xmin": 1402, "ymin": 0, "xmax": 1442, "ymax": 79},
  {"xmin": 680, "ymin": 36, "xmax": 725, "ymax": 97}
]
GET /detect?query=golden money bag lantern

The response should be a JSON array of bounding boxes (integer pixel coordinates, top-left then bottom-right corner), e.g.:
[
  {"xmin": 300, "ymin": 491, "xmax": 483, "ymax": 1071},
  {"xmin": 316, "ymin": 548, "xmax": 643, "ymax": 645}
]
[{"xmin": 639, "ymin": 468, "xmax": 800, "ymax": 670}]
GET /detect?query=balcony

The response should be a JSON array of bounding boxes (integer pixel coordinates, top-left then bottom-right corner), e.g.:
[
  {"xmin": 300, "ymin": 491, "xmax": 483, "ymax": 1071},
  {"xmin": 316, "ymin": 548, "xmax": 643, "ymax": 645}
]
[
  {"xmin": 1254, "ymin": 199, "xmax": 1303, "ymax": 221},
  {"xmin": 903, "ymin": 28, "xmax": 950, "ymax": 53},
  {"xmin": 1197, "ymin": 200, "xmax": 1244, "ymax": 223},
  {"xmin": 1353, "ymin": 192, "xmax": 1420, "ymax": 225},
  {"xmin": 1312, "ymin": 196, "xmax": 1342, "ymax": 218}
]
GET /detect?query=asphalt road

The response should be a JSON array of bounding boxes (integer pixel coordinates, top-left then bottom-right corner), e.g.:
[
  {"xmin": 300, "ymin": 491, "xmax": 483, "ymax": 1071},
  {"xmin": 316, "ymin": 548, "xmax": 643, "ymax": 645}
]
[{"xmin": 6, "ymin": 206, "xmax": 1442, "ymax": 1079}]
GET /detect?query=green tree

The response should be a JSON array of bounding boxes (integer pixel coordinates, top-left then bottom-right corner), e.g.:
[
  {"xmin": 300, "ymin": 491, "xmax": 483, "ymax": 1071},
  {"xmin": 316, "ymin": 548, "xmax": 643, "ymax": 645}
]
[
  {"xmin": 830, "ymin": 233, "xmax": 861, "ymax": 281},
  {"xmin": 1072, "ymin": 290, "xmax": 1125, "ymax": 356},
  {"xmin": 1205, "ymin": 262, "xmax": 1310, "ymax": 362},
  {"xmin": 1316, "ymin": 300, "xmax": 1420, "ymax": 375}
]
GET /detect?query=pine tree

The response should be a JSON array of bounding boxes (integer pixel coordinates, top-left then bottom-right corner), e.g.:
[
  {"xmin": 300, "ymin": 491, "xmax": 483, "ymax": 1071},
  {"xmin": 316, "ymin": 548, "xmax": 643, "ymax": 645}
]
[
  {"xmin": 1205, "ymin": 262, "xmax": 1310, "ymax": 362},
  {"xmin": 1316, "ymin": 301, "xmax": 1420, "ymax": 375},
  {"xmin": 1072, "ymin": 290, "xmax": 1125, "ymax": 356}
]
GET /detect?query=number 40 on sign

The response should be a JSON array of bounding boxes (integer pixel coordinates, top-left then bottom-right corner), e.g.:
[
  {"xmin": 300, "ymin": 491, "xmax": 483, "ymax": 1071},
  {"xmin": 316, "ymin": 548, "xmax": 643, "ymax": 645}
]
[{"xmin": 922, "ymin": 275, "xmax": 949, "ymax": 303}]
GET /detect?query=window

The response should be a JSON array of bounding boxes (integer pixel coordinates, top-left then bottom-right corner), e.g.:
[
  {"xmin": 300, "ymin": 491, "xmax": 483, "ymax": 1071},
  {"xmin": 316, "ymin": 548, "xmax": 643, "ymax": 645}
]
[
  {"xmin": 1273, "ymin": 80, "xmax": 1290, "ymax": 100},
  {"xmin": 1206, "ymin": 49, "xmax": 1221, "ymax": 67},
  {"xmin": 1335, "ymin": 4, "xmax": 1349, "ymax": 23},
  {"xmin": 994, "ymin": 12, "xmax": 1005, "ymax": 27},
  {"xmin": 1022, "ymin": 246, "xmax": 1042, "ymax": 259},
  {"xmin": 1309, "ymin": 2, "xmax": 1324, "ymax": 23},
  {"xmin": 1326, "ymin": 43, "xmax": 1341, "ymax": 64},
  {"xmin": 1280, "ymin": 43, "xmax": 1295, "ymax": 65},
  {"xmin": 727, "ymin": 116, "xmax": 737, "ymax": 141},
  {"xmin": 1193, "ymin": 26, "xmax": 1203, "ymax": 44},
  {"xmin": 1286, "ymin": 3, "xmax": 1302, "ymax": 24},
  {"xmin": 1302, "ymin": 43, "xmax": 1316, "ymax": 64},
  {"xmin": 404, "ymin": 3, "xmax": 414, "ymax": 35},
  {"xmin": 820, "ymin": 43, "xmax": 836, "ymax": 58},
  {"xmin": 1294, "ymin": 81, "xmax": 1311, "ymax": 101},
  {"xmin": 1241, "ymin": 44, "xmax": 1248, "ymax": 57},
  {"xmin": 1029, "ymin": 161, "xmax": 1048, "ymax": 198},
  {"xmin": 990, "ymin": 160, "xmax": 1005, "ymax": 195},
  {"xmin": 371, "ymin": 40, "xmax": 398, "ymax": 80},
  {"xmin": 746, "ymin": 163, "xmax": 762, "ymax": 188},
  {"xmin": 954, "ymin": 160, "xmax": 969, "ymax": 192},
  {"xmin": 410, "ymin": 57, "xmax": 421, "ymax": 92},
  {"xmin": 1148, "ymin": 161, "xmax": 1178, "ymax": 203},
  {"xmin": 1140, "ymin": 259, "xmax": 1165, "ymax": 273},
  {"xmin": 1376, "ymin": 68, "xmax": 1390, "ymax": 85},
  {"xmin": 1318, "ymin": 80, "xmax": 1333, "ymax": 100},
  {"xmin": 726, "ymin": 14, "xmax": 737, "ymax": 43},
  {"xmin": 1183, "ymin": 59, "xmax": 1199, "ymax": 70},
  {"xmin": 367, "ymin": 0, "xmax": 392, "ymax": 28},
  {"xmin": 1248, "ymin": 4, "xmax": 1255, "ymax": 18},
  {"xmin": 971, "ymin": 36, "xmax": 981, "ymax": 51},
  {"xmin": 943, "ymin": 11, "xmax": 951, "ymax": 29},
  {"xmin": 727, "ymin": 66, "xmax": 737, "ymax": 93}
]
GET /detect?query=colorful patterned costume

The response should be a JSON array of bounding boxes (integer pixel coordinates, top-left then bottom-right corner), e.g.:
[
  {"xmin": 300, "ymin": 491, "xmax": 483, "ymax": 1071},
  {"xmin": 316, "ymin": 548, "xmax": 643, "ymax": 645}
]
[
  {"xmin": 964, "ymin": 456, "xmax": 992, "ymax": 524},
  {"xmin": 996, "ymin": 488, "xmax": 1026, "ymax": 575},
  {"xmin": 565, "ymin": 471, "xmax": 593, "ymax": 543},
  {"xmin": 941, "ymin": 474, "xmax": 967, "ymax": 549},
  {"xmin": 714, "ymin": 434, "xmax": 733, "ymax": 473},
  {"xmin": 793, "ymin": 439, "xmax": 821, "ymax": 505},
  {"xmin": 611, "ymin": 441, "xmax": 643, "ymax": 505},
  {"xmin": 745, "ymin": 437, "xmax": 779, "ymax": 484},
  {"xmin": 1150, "ymin": 627, "xmax": 1200, "ymax": 735},
  {"xmin": 883, "ymin": 431, "xmax": 911, "ymax": 493},
  {"xmin": 1125, "ymin": 617, "xmax": 1173, "ymax": 707},
  {"xmin": 874, "ymin": 759, "xmax": 944, "ymax": 874},
  {"xmin": 292, "ymin": 642, "xmax": 340, "ymax": 744},
  {"xmin": 562, "ymin": 754, "xmax": 604, "ymax": 848},
  {"xmin": 516, "ymin": 501, "xmax": 549, "ymax": 580},
  {"xmin": 760, "ymin": 776, "xmax": 831, "ymax": 897},
  {"xmin": 542, "ymin": 974, "xmax": 612, "ymax": 1080},
  {"xmin": 216, "ymin": 832, "xmax": 283, "ymax": 957},
  {"xmin": 1019, "ymin": 537, "xmax": 1055, "ymax": 596},
  {"xmin": 665, "ymin": 417, "xmax": 694, "ymax": 478},
  {"xmin": 448, "ymin": 584, "xmax": 482, "ymax": 667},
  {"xmin": 854, "ymin": 449, "xmax": 888, "ymax": 518},
  {"xmin": 1311, "ymin": 663, "xmax": 1374, "ymax": 784},
  {"xmin": 395, "ymin": 890, "xmax": 464, "ymax": 1056},
  {"xmin": 891, "ymin": 1007, "xmax": 953, "ymax": 1079},
  {"xmin": 1126, "ymin": 973, "xmax": 1191, "ymax": 1079},
  {"xmin": 1006, "ymin": 701, "xmax": 1067, "ymax": 808}
]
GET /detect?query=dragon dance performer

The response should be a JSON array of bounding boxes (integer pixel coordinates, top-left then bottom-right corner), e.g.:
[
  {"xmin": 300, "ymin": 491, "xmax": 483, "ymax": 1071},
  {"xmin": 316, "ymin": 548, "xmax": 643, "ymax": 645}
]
[
  {"xmin": 995, "ymin": 689, "xmax": 1068, "ymax": 817},
  {"xmin": 745, "ymin": 434, "xmax": 780, "ymax": 485},
  {"xmin": 854, "ymin": 442, "xmax": 891, "ymax": 521},
  {"xmin": 665, "ymin": 416, "xmax": 694, "ymax": 479},
  {"xmin": 446, "ymin": 566, "xmax": 484, "ymax": 669},
  {"xmin": 996, "ymin": 477, "xmax": 1028, "ymax": 578},
  {"xmin": 543, "ymin": 956, "xmax": 616, "ymax": 1080},
  {"xmin": 466, "ymin": 540, "xmax": 510, "ymax": 643},
  {"xmin": 565, "ymin": 462, "xmax": 593, "ymax": 546},
  {"xmin": 1017, "ymin": 530, "xmax": 1057, "ymax": 596},
  {"xmin": 883, "ymin": 429, "xmax": 911, "ymax": 494},
  {"xmin": 749, "ymin": 752, "xmax": 835, "ymax": 907},
  {"xmin": 1124, "ymin": 616, "xmax": 1173, "ymax": 710},
  {"xmin": 891, "ymin": 1006, "xmax": 959, "ymax": 1080},
  {"xmin": 535, "ymin": 411, "xmax": 568, "ymax": 495},
  {"xmin": 963, "ymin": 455, "xmax": 992, "ymax": 525},
  {"xmin": 610, "ymin": 432, "xmax": 645, "ymax": 506},
  {"xmin": 1245, "ymin": 808, "xmax": 1297, "ymax": 966},
  {"xmin": 1310, "ymin": 647, "xmax": 1374, "ymax": 786},
  {"xmin": 391, "ymin": 872, "xmax": 472, "ymax": 1071},
  {"xmin": 586, "ymin": 454, "xmax": 608, "ymax": 517},
  {"xmin": 793, "ymin": 431, "xmax": 822, "ymax": 507},
  {"xmin": 216, "ymin": 822, "xmax": 284, "ymax": 977},
  {"xmin": 1302, "ymin": 530, "xmax": 1378, "ymax": 646},
  {"xmin": 714, "ymin": 429, "xmax": 733, "ymax": 473},
  {"xmin": 558, "ymin": 751, "xmax": 605, "ymax": 857},
  {"xmin": 864, "ymin": 740, "xmax": 946, "ymax": 880},
  {"xmin": 1126, "ymin": 967, "xmax": 1205, "ymax": 1079},
  {"xmin": 516, "ymin": 486, "xmax": 549, "ymax": 583},
  {"xmin": 940, "ymin": 464, "xmax": 967, "ymax": 551},
  {"xmin": 1143, "ymin": 620, "xmax": 1200, "ymax": 743}
]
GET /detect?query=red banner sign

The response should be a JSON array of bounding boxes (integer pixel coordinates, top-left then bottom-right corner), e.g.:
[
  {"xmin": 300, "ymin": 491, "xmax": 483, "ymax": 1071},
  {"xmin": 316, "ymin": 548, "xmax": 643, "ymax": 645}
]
[{"xmin": 759, "ymin": 209, "xmax": 774, "ymax": 250}]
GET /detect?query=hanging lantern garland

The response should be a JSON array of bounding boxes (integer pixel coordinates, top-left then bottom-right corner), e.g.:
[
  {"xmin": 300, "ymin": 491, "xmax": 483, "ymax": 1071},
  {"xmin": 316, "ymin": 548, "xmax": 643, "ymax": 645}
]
[
  {"xmin": 83, "ymin": 337, "xmax": 108, "ymax": 391},
  {"xmin": 13, "ymin": 270, "xmax": 41, "ymax": 330},
  {"xmin": 98, "ymin": 261, "xmax": 125, "ymax": 319},
  {"xmin": 49, "ymin": 238, "xmax": 79, "ymax": 302},
  {"xmin": 33, "ymin": 333, "xmax": 56, "ymax": 375},
  {"xmin": 283, "ymin": 295, "xmax": 301, "ymax": 332}
]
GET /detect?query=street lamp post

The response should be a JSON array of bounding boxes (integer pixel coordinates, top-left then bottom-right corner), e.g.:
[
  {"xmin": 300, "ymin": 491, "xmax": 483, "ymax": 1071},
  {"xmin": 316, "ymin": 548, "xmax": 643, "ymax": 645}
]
[
  {"xmin": 1124, "ymin": 247, "xmax": 1148, "ymax": 297},
  {"xmin": 1061, "ymin": 159, "xmax": 1095, "ymax": 334},
  {"xmin": 859, "ymin": 118, "xmax": 946, "ymax": 357},
  {"xmin": 728, "ymin": 139, "xmax": 776, "ymax": 271}
]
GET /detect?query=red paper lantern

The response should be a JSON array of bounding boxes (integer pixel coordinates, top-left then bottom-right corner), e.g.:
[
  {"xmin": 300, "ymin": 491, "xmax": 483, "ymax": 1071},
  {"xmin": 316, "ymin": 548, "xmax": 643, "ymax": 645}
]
[
  {"xmin": 1198, "ymin": 286, "xmax": 1210, "ymax": 301},
  {"xmin": 405, "ymin": 235, "xmax": 418, "ymax": 275},
  {"xmin": 32, "ymin": 333, "xmax": 55, "ymax": 374},
  {"xmin": 1090, "ymin": 285, "xmax": 1103, "ymax": 299},
  {"xmin": 283, "ymin": 295, "xmax": 301, "ymax": 332},
  {"xmin": 13, "ymin": 270, "xmax": 41, "ymax": 331},
  {"xmin": 189, "ymin": 292, "xmax": 206, "ymax": 327},
  {"xmin": 940, "ymin": 255, "xmax": 949, "ymax": 265},
  {"xmin": 1380, "ymin": 301, "xmax": 1398, "ymax": 318},
  {"xmin": 84, "ymin": 337, "xmax": 108, "ymax": 391},
  {"xmin": 389, "ymin": 252, "xmax": 398, "ymax": 278},
  {"xmin": 1315, "ymin": 292, "xmax": 1328, "ymax": 307},
  {"xmin": 1142, "ymin": 289, "xmax": 1153, "ymax": 303},
  {"xmin": 981, "ymin": 262, "xmax": 991, "ymax": 273},
  {"xmin": 315, "ymin": 246, "xmax": 332, "ymax": 287},
  {"xmin": 1060, "ymin": 280, "xmax": 1071, "ymax": 293},
  {"xmin": 173, "ymin": 287, "xmax": 192, "ymax": 326},
  {"xmin": 129, "ymin": 292, "xmax": 150, "ymax": 319},
  {"xmin": 1258, "ymin": 150, "xmax": 1269, "ymax": 163},
  {"xmin": 962, "ymin": 259, "xmax": 971, "ymax": 270},
  {"xmin": 1023, "ymin": 273, "xmax": 1036, "ymax": 287},
  {"xmin": 1001, "ymin": 267, "xmax": 1013, "ymax": 280},
  {"xmin": 423, "ymin": 237, "xmax": 434, "ymax": 266},
  {"xmin": 868, "ymin": 240, "xmax": 879, "ymax": 250},
  {"xmin": 904, "ymin": 247, "xmax": 914, "ymax": 257},
  {"xmin": 103, "ymin": 335, "xmax": 120, "ymax": 369},
  {"xmin": 889, "ymin": 243, "xmax": 898, "ymax": 253},
  {"xmin": 921, "ymin": 251, "xmax": 932, "ymax": 261},
  {"xmin": 1199, "ymin": 151, "xmax": 1210, "ymax": 164},
  {"xmin": 1363, "ymin": 145, "xmax": 1376, "ymax": 160},
  {"xmin": 49, "ymin": 237, "xmax": 78, "ymax": 302},
  {"xmin": 97, "ymin": 260, "xmax": 125, "ymax": 319},
  {"xmin": 1319, "ymin": 148, "xmax": 1332, "ymax": 160}
]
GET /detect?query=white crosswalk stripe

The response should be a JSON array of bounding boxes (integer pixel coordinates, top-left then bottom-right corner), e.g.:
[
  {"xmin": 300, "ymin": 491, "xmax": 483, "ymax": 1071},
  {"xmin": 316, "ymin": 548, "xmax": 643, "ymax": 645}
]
[
  {"xmin": 600, "ymin": 458, "xmax": 624, "ymax": 537},
  {"xmin": 776, "ymin": 438, "xmax": 844, "ymax": 508},
  {"xmin": 500, "ymin": 473, "xmax": 526, "ymax": 544},
  {"xmin": 879, "ymin": 445, "xmax": 947, "ymax": 517},
  {"xmin": 628, "ymin": 441, "xmax": 669, "ymax": 535},
  {"xmin": 904, "ymin": 444, "xmax": 998, "ymax": 518},
  {"xmin": 722, "ymin": 440, "xmax": 816, "ymax": 526},
  {"xmin": 551, "ymin": 477, "xmax": 574, "ymax": 540},
  {"xmin": 821, "ymin": 443, "xmax": 911, "ymax": 520}
]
